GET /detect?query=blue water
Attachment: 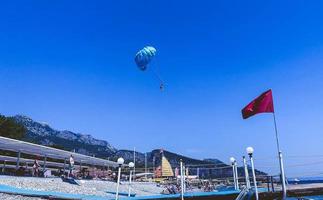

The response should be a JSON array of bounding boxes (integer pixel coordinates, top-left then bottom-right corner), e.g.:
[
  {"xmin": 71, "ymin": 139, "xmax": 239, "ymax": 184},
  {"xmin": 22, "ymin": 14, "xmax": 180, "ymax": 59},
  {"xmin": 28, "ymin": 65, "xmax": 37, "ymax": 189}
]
[
  {"xmin": 303, "ymin": 196, "xmax": 323, "ymax": 200},
  {"xmin": 287, "ymin": 177, "xmax": 323, "ymax": 199},
  {"xmin": 287, "ymin": 196, "xmax": 323, "ymax": 200},
  {"xmin": 288, "ymin": 177, "xmax": 323, "ymax": 184}
]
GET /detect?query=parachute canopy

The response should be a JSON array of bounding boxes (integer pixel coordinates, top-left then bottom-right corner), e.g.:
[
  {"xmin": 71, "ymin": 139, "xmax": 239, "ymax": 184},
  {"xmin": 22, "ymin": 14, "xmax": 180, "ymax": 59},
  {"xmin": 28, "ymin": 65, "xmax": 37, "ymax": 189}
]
[{"xmin": 134, "ymin": 46, "xmax": 156, "ymax": 71}]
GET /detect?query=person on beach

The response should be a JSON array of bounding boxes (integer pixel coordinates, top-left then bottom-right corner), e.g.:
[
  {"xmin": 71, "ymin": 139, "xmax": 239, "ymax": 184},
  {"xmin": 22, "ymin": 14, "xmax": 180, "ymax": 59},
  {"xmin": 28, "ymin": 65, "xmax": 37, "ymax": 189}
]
[
  {"xmin": 32, "ymin": 159, "xmax": 40, "ymax": 177},
  {"xmin": 69, "ymin": 155, "xmax": 75, "ymax": 177}
]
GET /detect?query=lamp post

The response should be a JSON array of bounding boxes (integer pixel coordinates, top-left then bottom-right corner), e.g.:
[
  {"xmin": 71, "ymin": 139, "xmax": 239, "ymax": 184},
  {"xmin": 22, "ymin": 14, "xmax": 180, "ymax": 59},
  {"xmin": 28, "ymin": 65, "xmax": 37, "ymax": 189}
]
[
  {"xmin": 243, "ymin": 156, "xmax": 251, "ymax": 189},
  {"xmin": 144, "ymin": 153, "xmax": 147, "ymax": 180},
  {"xmin": 279, "ymin": 151, "xmax": 287, "ymax": 199},
  {"xmin": 133, "ymin": 147, "xmax": 136, "ymax": 181},
  {"xmin": 234, "ymin": 160, "xmax": 239, "ymax": 190},
  {"xmin": 153, "ymin": 156, "xmax": 156, "ymax": 180},
  {"xmin": 247, "ymin": 147, "xmax": 258, "ymax": 200},
  {"xmin": 115, "ymin": 157, "xmax": 124, "ymax": 200},
  {"xmin": 230, "ymin": 157, "xmax": 237, "ymax": 190},
  {"xmin": 128, "ymin": 162, "xmax": 134, "ymax": 197},
  {"xmin": 180, "ymin": 159, "xmax": 184, "ymax": 200}
]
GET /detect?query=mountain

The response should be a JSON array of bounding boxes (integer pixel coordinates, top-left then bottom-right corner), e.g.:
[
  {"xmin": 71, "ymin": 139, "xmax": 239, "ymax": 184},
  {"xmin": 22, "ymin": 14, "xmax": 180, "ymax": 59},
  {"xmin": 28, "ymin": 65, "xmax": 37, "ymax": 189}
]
[
  {"xmin": 115, "ymin": 149, "xmax": 267, "ymax": 178},
  {"xmin": 13, "ymin": 115, "xmax": 116, "ymax": 158},
  {"xmin": 203, "ymin": 158, "xmax": 225, "ymax": 165},
  {"xmin": 0, "ymin": 115, "xmax": 26, "ymax": 140},
  {"xmin": 10, "ymin": 114, "xmax": 266, "ymax": 178}
]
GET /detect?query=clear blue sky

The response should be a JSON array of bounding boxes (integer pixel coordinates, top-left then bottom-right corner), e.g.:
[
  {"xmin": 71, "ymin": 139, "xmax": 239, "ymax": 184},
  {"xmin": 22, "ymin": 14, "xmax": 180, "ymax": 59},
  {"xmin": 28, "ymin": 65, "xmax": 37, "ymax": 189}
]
[{"xmin": 0, "ymin": 1, "xmax": 323, "ymax": 176}]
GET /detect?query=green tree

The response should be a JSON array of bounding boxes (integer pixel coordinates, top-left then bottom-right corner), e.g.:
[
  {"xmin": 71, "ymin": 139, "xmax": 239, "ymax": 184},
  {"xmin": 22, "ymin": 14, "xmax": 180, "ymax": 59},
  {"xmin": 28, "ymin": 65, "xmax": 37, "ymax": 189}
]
[{"xmin": 0, "ymin": 115, "xmax": 26, "ymax": 139}]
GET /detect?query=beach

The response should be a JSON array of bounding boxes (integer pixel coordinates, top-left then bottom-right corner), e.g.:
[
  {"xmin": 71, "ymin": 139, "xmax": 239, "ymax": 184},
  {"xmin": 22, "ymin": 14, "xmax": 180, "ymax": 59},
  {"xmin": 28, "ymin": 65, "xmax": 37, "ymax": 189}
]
[
  {"xmin": 0, "ymin": 193, "xmax": 42, "ymax": 200},
  {"xmin": 0, "ymin": 176, "xmax": 164, "ymax": 199}
]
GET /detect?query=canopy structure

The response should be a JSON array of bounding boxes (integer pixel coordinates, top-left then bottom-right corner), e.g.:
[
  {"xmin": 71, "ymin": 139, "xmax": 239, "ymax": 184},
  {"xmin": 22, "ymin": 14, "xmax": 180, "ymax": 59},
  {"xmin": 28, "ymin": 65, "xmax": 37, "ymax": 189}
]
[
  {"xmin": 0, "ymin": 136, "xmax": 118, "ymax": 168},
  {"xmin": 161, "ymin": 155, "xmax": 174, "ymax": 177}
]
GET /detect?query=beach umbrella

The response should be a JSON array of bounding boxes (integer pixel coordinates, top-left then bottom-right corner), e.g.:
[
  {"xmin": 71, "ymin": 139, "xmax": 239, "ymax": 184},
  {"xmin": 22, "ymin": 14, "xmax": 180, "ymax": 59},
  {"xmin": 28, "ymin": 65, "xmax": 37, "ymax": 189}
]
[{"xmin": 134, "ymin": 46, "xmax": 165, "ymax": 90}]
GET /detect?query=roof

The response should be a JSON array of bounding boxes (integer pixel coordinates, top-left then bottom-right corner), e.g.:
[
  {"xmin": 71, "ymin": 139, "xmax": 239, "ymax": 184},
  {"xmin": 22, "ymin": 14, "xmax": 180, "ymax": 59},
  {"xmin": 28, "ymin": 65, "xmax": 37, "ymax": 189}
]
[{"xmin": 0, "ymin": 136, "xmax": 118, "ymax": 167}]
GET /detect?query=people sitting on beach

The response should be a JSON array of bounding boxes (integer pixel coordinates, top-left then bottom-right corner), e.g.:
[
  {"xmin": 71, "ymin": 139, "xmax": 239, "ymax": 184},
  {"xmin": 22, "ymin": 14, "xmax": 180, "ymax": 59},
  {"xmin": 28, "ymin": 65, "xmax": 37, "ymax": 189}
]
[
  {"xmin": 203, "ymin": 181, "xmax": 214, "ymax": 192},
  {"xmin": 161, "ymin": 184, "xmax": 181, "ymax": 194},
  {"xmin": 169, "ymin": 185, "xmax": 178, "ymax": 194},
  {"xmin": 32, "ymin": 159, "xmax": 40, "ymax": 177}
]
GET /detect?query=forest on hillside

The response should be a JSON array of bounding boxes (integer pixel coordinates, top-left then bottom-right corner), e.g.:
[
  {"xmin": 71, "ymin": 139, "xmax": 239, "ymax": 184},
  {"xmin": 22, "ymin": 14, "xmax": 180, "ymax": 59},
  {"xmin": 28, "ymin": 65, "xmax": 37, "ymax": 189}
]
[{"xmin": 0, "ymin": 115, "xmax": 26, "ymax": 139}]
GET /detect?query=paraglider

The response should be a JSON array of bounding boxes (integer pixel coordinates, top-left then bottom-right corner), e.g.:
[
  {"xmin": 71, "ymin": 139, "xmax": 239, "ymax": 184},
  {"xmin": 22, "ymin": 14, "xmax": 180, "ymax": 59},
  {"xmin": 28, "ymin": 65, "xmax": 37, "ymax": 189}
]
[{"xmin": 135, "ymin": 46, "xmax": 165, "ymax": 91}]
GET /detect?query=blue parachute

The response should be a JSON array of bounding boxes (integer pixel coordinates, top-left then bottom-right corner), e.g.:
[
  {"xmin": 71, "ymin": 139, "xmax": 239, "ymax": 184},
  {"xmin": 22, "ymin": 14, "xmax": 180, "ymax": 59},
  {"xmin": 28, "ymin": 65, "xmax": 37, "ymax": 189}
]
[
  {"xmin": 134, "ymin": 46, "xmax": 165, "ymax": 90},
  {"xmin": 134, "ymin": 46, "xmax": 157, "ymax": 71}
]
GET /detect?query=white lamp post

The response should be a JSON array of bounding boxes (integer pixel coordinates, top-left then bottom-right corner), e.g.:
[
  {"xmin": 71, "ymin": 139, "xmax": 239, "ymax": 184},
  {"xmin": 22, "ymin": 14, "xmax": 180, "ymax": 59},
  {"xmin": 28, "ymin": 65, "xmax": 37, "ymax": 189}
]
[
  {"xmin": 115, "ymin": 157, "xmax": 124, "ymax": 200},
  {"xmin": 234, "ymin": 160, "xmax": 239, "ymax": 190},
  {"xmin": 133, "ymin": 147, "xmax": 136, "ymax": 181},
  {"xmin": 247, "ymin": 147, "xmax": 258, "ymax": 200},
  {"xmin": 279, "ymin": 151, "xmax": 287, "ymax": 199},
  {"xmin": 230, "ymin": 157, "xmax": 237, "ymax": 190},
  {"xmin": 180, "ymin": 159, "xmax": 184, "ymax": 200},
  {"xmin": 243, "ymin": 156, "xmax": 251, "ymax": 189},
  {"xmin": 128, "ymin": 162, "xmax": 134, "ymax": 197}
]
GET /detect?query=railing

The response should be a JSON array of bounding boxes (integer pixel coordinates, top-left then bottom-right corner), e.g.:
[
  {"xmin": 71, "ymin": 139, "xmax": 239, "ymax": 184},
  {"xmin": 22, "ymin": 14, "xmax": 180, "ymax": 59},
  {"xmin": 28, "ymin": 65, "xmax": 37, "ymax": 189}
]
[{"xmin": 235, "ymin": 186, "xmax": 249, "ymax": 200}]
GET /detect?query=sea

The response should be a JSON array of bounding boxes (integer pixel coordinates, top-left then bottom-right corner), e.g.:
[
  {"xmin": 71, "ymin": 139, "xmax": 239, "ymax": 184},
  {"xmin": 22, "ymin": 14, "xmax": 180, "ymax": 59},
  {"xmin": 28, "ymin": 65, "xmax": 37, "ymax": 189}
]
[
  {"xmin": 287, "ymin": 196, "xmax": 323, "ymax": 200},
  {"xmin": 286, "ymin": 177, "xmax": 323, "ymax": 199},
  {"xmin": 288, "ymin": 177, "xmax": 323, "ymax": 185}
]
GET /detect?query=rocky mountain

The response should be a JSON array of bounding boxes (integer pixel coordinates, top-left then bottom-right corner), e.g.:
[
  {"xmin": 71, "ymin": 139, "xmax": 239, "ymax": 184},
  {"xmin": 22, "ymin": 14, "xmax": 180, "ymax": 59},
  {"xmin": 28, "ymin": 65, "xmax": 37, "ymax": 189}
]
[
  {"xmin": 116, "ymin": 149, "xmax": 267, "ymax": 178},
  {"xmin": 14, "ymin": 115, "xmax": 117, "ymax": 158},
  {"xmin": 10, "ymin": 115, "xmax": 266, "ymax": 178}
]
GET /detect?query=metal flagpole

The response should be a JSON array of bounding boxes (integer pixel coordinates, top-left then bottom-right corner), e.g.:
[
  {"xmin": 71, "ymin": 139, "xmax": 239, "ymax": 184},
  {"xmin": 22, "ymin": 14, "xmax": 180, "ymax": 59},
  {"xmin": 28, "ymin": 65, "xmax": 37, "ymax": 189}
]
[{"xmin": 273, "ymin": 112, "xmax": 287, "ymax": 199}]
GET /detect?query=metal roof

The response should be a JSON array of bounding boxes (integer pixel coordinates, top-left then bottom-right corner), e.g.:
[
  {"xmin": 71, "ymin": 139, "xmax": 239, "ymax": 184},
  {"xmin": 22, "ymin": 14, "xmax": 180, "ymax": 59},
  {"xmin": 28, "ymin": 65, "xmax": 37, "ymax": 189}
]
[{"xmin": 0, "ymin": 136, "xmax": 118, "ymax": 167}]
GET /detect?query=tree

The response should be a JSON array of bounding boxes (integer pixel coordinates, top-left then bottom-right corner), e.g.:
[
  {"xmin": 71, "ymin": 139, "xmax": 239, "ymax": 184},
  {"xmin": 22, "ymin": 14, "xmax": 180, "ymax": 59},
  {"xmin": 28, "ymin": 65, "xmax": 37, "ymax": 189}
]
[{"xmin": 0, "ymin": 115, "xmax": 26, "ymax": 139}]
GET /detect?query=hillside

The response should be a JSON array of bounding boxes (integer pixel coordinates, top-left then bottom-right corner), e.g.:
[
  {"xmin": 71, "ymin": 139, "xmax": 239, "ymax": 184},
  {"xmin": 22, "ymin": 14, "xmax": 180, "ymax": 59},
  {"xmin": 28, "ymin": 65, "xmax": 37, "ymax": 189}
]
[
  {"xmin": 14, "ymin": 115, "xmax": 117, "ymax": 158},
  {"xmin": 4, "ymin": 114, "xmax": 266, "ymax": 178}
]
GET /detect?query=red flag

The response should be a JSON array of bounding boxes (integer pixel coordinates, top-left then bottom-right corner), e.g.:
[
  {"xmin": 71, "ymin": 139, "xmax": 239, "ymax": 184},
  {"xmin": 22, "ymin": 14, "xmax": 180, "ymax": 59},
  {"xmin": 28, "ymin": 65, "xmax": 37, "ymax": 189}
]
[{"xmin": 242, "ymin": 89, "xmax": 274, "ymax": 119}]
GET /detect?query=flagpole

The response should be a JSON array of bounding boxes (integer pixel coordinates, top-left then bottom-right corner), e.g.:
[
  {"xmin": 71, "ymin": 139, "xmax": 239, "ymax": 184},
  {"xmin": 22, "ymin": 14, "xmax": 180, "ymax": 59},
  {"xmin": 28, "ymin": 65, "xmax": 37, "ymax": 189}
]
[
  {"xmin": 242, "ymin": 89, "xmax": 287, "ymax": 198},
  {"xmin": 273, "ymin": 112, "xmax": 287, "ymax": 199},
  {"xmin": 273, "ymin": 112, "xmax": 280, "ymax": 152}
]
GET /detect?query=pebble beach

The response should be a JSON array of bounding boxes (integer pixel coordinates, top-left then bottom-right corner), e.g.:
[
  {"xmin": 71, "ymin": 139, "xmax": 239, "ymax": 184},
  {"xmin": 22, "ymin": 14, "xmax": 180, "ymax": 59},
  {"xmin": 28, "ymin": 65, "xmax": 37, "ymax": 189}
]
[{"xmin": 0, "ymin": 176, "xmax": 164, "ymax": 199}]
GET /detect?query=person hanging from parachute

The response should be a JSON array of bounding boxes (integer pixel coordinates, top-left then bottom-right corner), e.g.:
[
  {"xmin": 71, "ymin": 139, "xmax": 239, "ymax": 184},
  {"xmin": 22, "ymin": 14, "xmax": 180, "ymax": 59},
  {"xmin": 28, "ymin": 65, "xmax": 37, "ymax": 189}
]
[{"xmin": 134, "ymin": 46, "xmax": 165, "ymax": 91}]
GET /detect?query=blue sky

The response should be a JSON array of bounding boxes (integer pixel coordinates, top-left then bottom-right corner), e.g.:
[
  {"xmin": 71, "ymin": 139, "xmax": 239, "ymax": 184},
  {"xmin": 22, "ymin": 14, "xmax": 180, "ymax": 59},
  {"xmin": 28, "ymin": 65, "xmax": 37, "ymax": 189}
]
[{"xmin": 0, "ymin": 1, "xmax": 323, "ymax": 176}]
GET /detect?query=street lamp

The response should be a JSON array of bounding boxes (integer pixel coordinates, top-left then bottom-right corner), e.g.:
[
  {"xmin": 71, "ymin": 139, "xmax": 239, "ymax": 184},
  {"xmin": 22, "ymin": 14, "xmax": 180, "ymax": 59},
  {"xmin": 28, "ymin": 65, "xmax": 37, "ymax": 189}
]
[
  {"xmin": 246, "ymin": 147, "xmax": 258, "ymax": 200},
  {"xmin": 246, "ymin": 147, "xmax": 254, "ymax": 155},
  {"xmin": 128, "ymin": 162, "xmax": 134, "ymax": 197},
  {"xmin": 180, "ymin": 159, "xmax": 184, "ymax": 200},
  {"xmin": 243, "ymin": 156, "xmax": 251, "ymax": 189},
  {"xmin": 115, "ymin": 157, "xmax": 124, "ymax": 200},
  {"xmin": 230, "ymin": 157, "xmax": 238, "ymax": 190}
]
